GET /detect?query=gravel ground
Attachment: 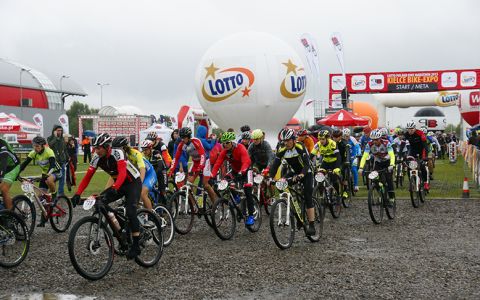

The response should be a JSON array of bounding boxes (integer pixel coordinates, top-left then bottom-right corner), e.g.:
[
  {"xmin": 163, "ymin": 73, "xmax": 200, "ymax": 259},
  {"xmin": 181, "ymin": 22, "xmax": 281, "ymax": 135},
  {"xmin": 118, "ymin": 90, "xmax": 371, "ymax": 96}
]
[{"xmin": 1, "ymin": 198, "xmax": 480, "ymax": 299}]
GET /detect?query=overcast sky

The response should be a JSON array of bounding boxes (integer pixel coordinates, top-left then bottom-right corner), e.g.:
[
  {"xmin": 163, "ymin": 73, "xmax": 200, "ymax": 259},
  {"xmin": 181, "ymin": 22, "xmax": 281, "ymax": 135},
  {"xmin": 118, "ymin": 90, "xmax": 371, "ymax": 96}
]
[{"xmin": 1, "ymin": 0, "xmax": 479, "ymax": 126}]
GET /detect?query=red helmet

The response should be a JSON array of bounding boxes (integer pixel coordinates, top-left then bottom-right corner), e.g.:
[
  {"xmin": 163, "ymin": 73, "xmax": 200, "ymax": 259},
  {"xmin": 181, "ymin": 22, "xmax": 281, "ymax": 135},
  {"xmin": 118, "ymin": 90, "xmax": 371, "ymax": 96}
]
[
  {"xmin": 363, "ymin": 126, "xmax": 372, "ymax": 135},
  {"xmin": 297, "ymin": 129, "xmax": 309, "ymax": 136}
]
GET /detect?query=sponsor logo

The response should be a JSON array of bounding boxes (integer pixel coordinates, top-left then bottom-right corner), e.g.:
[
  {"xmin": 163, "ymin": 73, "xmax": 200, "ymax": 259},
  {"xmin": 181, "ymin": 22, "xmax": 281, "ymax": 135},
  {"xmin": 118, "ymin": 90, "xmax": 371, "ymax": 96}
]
[
  {"xmin": 441, "ymin": 72, "xmax": 457, "ymax": 88},
  {"xmin": 280, "ymin": 59, "xmax": 306, "ymax": 99},
  {"xmin": 470, "ymin": 91, "xmax": 480, "ymax": 106},
  {"xmin": 331, "ymin": 75, "xmax": 345, "ymax": 91},
  {"xmin": 201, "ymin": 63, "xmax": 255, "ymax": 102},
  {"xmin": 369, "ymin": 75, "xmax": 384, "ymax": 90},
  {"xmin": 351, "ymin": 75, "xmax": 366, "ymax": 90},
  {"xmin": 331, "ymin": 36, "xmax": 342, "ymax": 50},
  {"xmin": 435, "ymin": 92, "xmax": 460, "ymax": 107},
  {"xmin": 461, "ymin": 71, "xmax": 477, "ymax": 87}
]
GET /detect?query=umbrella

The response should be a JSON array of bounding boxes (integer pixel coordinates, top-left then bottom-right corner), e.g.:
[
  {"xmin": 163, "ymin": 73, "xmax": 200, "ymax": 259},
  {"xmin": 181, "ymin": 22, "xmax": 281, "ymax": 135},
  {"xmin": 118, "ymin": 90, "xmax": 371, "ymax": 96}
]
[
  {"xmin": 317, "ymin": 109, "xmax": 369, "ymax": 126},
  {"xmin": 83, "ymin": 130, "xmax": 97, "ymax": 137}
]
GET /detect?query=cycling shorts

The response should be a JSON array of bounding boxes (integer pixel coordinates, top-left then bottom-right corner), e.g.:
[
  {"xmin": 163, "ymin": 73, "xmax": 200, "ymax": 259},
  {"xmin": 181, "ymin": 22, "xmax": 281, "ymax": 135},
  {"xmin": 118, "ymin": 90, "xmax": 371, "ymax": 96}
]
[{"xmin": 143, "ymin": 164, "xmax": 157, "ymax": 192}]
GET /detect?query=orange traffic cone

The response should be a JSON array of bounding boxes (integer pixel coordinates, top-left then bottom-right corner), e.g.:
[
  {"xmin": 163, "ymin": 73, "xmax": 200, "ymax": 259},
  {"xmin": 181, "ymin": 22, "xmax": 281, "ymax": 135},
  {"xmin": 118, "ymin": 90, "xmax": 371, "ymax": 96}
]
[{"xmin": 462, "ymin": 177, "xmax": 470, "ymax": 199}]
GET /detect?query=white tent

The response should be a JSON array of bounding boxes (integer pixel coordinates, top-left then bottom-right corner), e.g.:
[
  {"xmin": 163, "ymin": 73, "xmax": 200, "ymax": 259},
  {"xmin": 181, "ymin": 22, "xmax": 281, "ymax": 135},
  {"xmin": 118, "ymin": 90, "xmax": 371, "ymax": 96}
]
[{"xmin": 139, "ymin": 123, "xmax": 173, "ymax": 145}]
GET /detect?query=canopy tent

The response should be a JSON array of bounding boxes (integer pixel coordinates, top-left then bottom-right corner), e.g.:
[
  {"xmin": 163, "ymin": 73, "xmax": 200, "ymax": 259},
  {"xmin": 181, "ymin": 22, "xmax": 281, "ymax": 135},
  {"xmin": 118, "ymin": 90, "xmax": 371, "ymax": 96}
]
[
  {"xmin": 317, "ymin": 109, "xmax": 369, "ymax": 126},
  {"xmin": 139, "ymin": 123, "xmax": 173, "ymax": 144},
  {"xmin": 0, "ymin": 112, "xmax": 40, "ymax": 144}
]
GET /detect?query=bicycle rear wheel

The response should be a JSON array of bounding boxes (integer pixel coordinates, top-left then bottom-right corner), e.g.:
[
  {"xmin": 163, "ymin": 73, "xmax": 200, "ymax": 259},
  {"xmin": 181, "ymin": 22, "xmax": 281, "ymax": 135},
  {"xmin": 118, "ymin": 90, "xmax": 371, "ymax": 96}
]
[
  {"xmin": 306, "ymin": 199, "xmax": 324, "ymax": 243},
  {"xmin": 246, "ymin": 195, "xmax": 262, "ymax": 233},
  {"xmin": 68, "ymin": 216, "xmax": 114, "ymax": 281},
  {"xmin": 135, "ymin": 209, "xmax": 164, "ymax": 268},
  {"xmin": 342, "ymin": 171, "xmax": 353, "ymax": 208},
  {"xmin": 0, "ymin": 210, "xmax": 30, "ymax": 268},
  {"xmin": 329, "ymin": 187, "xmax": 341, "ymax": 219},
  {"xmin": 269, "ymin": 198, "xmax": 295, "ymax": 250},
  {"xmin": 154, "ymin": 204, "xmax": 175, "ymax": 247},
  {"xmin": 12, "ymin": 195, "xmax": 36, "ymax": 237},
  {"xmin": 368, "ymin": 184, "xmax": 384, "ymax": 224},
  {"xmin": 211, "ymin": 198, "xmax": 236, "ymax": 240},
  {"xmin": 170, "ymin": 191, "xmax": 194, "ymax": 235},
  {"xmin": 385, "ymin": 196, "xmax": 396, "ymax": 220},
  {"xmin": 409, "ymin": 176, "xmax": 421, "ymax": 208},
  {"xmin": 50, "ymin": 195, "xmax": 73, "ymax": 232}
]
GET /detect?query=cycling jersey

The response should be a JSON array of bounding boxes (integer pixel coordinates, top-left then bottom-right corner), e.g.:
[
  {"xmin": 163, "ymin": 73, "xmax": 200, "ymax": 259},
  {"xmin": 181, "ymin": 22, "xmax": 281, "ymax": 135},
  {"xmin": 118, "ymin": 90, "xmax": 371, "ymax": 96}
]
[
  {"xmin": 269, "ymin": 142, "xmax": 311, "ymax": 176},
  {"xmin": 0, "ymin": 139, "xmax": 20, "ymax": 176},
  {"xmin": 211, "ymin": 143, "xmax": 251, "ymax": 177},
  {"xmin": 20, "ymin": 147, "xmax": 61, "ymax": 175},
  {"xmin": 76, "ymin": 148, "xmax": 140, "ymax": 194},
  {"xmin": 171, "ymin": 138, "xmax": 206, "ymax": 172},
  {"xmin": 311, "ymin": 139, "xmax": 340, "ymax": 163},
  {"xmin": 152, "ymin": 141, "xmax": 172, "ymax": 168},
  {"xmin": 405, "ymin": 130, "xmax": 428, "ymax": 159},
  {"xmin": 248, "ymin": 140, "xmax": 274, "ymax": 170},
  {"xmin": 360, "ymin": 139, "xmax": 395, "ymax": 168},
  {"xmin": 126, "ymin": 148, "xmax": 146, "ymax": 170}
]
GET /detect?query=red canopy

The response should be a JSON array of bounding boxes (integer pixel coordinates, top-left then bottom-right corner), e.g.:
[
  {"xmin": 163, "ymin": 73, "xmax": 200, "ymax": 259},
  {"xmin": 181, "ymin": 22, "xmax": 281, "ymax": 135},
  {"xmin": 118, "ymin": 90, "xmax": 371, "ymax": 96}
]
[{"xmin": 317, "ymin": 109, "xmax": 369, "ymax": 126}]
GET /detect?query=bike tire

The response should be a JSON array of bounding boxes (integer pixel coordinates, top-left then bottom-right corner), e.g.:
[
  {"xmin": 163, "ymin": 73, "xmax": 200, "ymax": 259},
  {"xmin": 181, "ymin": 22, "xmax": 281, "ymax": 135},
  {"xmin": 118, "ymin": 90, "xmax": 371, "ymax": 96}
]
[
  {"xmin": 0, "ymin": 210, "xmax": 30, "ymax": 268},
  {"xmin": 49, "ymin": 196, "xmax": 73, "ymax": 233},
  {"xmin": 135, "ymin": 209, "xmax": 164, "ymax": 268},
  {"xmin": 367, "ymin": 184, "xmax": 384, "ymax": 224},
  {"xmin": 246, "ymin": 195, "xmax": 262, "ymax": 233},
  {"xmin": 409, "ymin": 176, "xmax": 421, "ymax": 208},
  {"xmin": 306, "ymin": 199, "xmax": 324, "ymax": 243},
  {"xmin": 153, "ymin": 204, "xmax": 175, "ymax": 247},
  {"xmin": 203, "ymin": 196, "xmax": 214, "ymax": 228},
  {"xmin": 211, "ymin": 198, "xmax": 236, "ymax": 240},
  {"xmin": 170, "ymin": 191, "xmax": 194, "ymax": 235},
  {"xmin": 329, "ymin": 187, "xmax": 341, "ymax": 219},
  {"xmin": 269, "ymin": 198, "xmax": 295, "ymax": 250},
  {"xmin": 12, "ymin": 195, "xmax": 36, "ymax": 237},
  {"xmin": 385, "ymin": 196, "xmax": 396, "ymax": 220},
  {"xmin": 342, "ymin": 171, "xmax": 353, "ymax": 208},
  {"xmin": 68, "ymin": 216, "xmax": 114, "ymax": 281}
]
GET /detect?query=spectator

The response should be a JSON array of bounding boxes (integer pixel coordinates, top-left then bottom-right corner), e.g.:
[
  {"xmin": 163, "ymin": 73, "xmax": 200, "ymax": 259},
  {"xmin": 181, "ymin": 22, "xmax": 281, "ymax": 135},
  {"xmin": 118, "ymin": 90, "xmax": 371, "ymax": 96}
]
[
  {"xmin": 168, "ymin": 129, "xmax": 179, "ymax": 158},
  {"xmin": 67, "ymin": 136, "xmax": 78, "ymax": 170},
  {"xmin": 82, "ymin": 135, "xmax": 92, "ymax": 163},
  {"xmin": 47, "ymin": 125, "xmax": 68, "ymax": 196}
]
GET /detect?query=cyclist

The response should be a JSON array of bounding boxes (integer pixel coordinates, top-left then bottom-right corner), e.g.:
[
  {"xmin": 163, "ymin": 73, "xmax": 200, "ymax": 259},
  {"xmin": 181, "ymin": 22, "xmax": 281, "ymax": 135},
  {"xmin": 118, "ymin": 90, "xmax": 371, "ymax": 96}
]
[
  {"xmin": 211, "ymin": 132, "xmax": 256, "ymax": 227},
  {"xmin": 342, "ymin": 128, "xmax": 361, "ymax": 192},
  {"xmin": 248, "ymin": 129, "xmax": 274, "ymax": 174},
  {"xmin": 393, "ymin": 129, "xmax": 409, "ymax": 162},
  {"xmin": 310, "ymin": 129, "xmax": 342, "ymax": 198},
  {"xmin": 379, "ymin": 127, "xmax": 393, "ymax": 143},
  {"xmin": 405, "ymin": 121, "xmax": 429, "ymax": 190},
  {"xmin": 268, "ymin": 128, "xmax": 316, "ymax": 236},
  {"xmin": 296, "ymin": 129, "xmax": 314, "ymax": 153},
  {"xmin": 360, "ymin": 126, "xmax": 372, "ymax": 151},
  {"xmin": 358, "ymin": 129, "xmax": 396, "ymax": 205},
  {"xmin": 146, "ymin": 132, "xmax": 172, "ymax": 169},
  {"xmin": 425, "ymin": 130, "xmax": 440, "ymax": 180},
  {"xmin": 71, "ymin": 133, "xmax": 143, "ymax": 259},
  {"xmin": 141, "ymin": 140, "xmax": 168, "ymax": 204},
  {"xmin": 0, "ymin": 138, "xmax": 21, "ymax": 210},
  {"xmin": 331, "ymin": 129, "xmax": 350, "ymax": 199},
  {"xmin": 19, "ymin": 136, "xmax": 62, "ymax": 226},
  {"xmin": 240, "ymin": 131, "xmax": 252, "ymax": 149},
  {"xmin": 168, "ymin": 127, "xmax": 216, "ymax": 210}
]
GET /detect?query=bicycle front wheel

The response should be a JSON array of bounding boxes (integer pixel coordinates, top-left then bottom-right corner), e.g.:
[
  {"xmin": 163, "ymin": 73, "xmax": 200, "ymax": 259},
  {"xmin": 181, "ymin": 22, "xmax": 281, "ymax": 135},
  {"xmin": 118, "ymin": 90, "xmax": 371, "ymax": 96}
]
[
  {"xmin": 0, "ymin": 210, "xmax": 30, "ymax": 268},
  {"xmin": 153, "ymin": 204, "xmax": 175, "ymax": 247},
  {"xmin": 68, "ymin": 216, "xmax": 114, "ymax": 281},
  {"xmin": 306, "ymin": 199, "xmax": 324, "ymax": 243},
  {"xmin": 50, "ymin": 195, "xmax": 73, "ymax": 232},
  {"xmin": 269, "ymin": 198, "xmax": 295, "ymax": 250},
  {"xmin": 342, "ymin": 171, "xmax": 353, "ymax": 208},
  {"xmin": 409, "ymin": 176, "xmax": 421, "ymax": 208},
  {"xmin": 12, "ymin": 195, "xmax": 36, "ymax": 237},
  {"xmin": 171, "ymin": 191, "xmax": 194, "ymax": 235},
  {"xmin": 211, "ymin": 198, "xmax": 236, "ymax": 240},
  {"xmin": 246, "ymin": 195, "xmax": 262, "ymax": 233},
  {"xmin": 368, "ymin": 184, "xmax": 384, "ymax": 224},
  {"xmin": 135, "ymin": 209, "xmax": 164, "ymax": 268}
]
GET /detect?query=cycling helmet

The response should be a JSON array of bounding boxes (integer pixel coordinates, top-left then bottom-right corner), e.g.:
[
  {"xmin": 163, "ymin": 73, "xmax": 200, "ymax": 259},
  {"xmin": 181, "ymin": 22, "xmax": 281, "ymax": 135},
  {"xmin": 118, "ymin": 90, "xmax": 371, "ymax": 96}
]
[
  {"xmin": 251, "ymin": 129, "xmax": 264, "ymax": 140},
  {"xmin": 146, "ymin": 132, "xmax": 157, "ymax": 140},
  {"xmin": 179, "ymin": 127, "xmax": 192, "ymax": 139},
  {"xmin": 397, "ymin": 128, "xmax": 404, "ymax": 135},
  {"xmin": 379, "ymin": 128, "xmax": 388, "ymax": 136},
  {"xmin": 318, "ymin": 130, "xmax": 330, "ymax": 139},
  {"xmin": 332, "ymin": 129, "xmax": 342, "ymax": 138},
  {"xmin": 220, "ymin": 132, "xmax": 236, "ymax": 143},
  {"xmin": 363, "ymin": 126, "xmax": 372, "ymax": 134},
  {"xmin": 92, "ymin": 133, "xmax": 112, "ymax": 147},
  {"xmin": 297, "ymin": 129, "xmax": 309, "ymax": 136},
  {"xmin": 370, "ymin": 129, "xmax": 382, "ymax": 140},
  {"xmin": 112, "ymin": 136, "xmax": 129, "ymax": 148},
  {"xmin": 342, "ymin": 128, "xmax": 351, "ymax": 136},
  {"xmin": 241, "ymin": 131, "xmax": 252, "ymax": 140},
  {"xmin": 240, "ymin": 125, "xmax": 251, "ymax": 133},
  {"xmin": 427, "ymin": 131, "xmax": 434, "ymax": 137},
  {"xmin": 279, "ymin": 128, "xmax": 296, "ymax": 141},
  {"xmin": 406, "ymin": 121, "xmax": 416, "ymax": 129},
  {"xmin": 141, "ymin": 139, "xmax": 154, "ymax": 149},
  {"xmin": 421, "ymin": 127, "xmax": 428, "ymax": 134},
  {"xmin": 32, "ymin": 136, "xmax": 47, "ymax": 146}
]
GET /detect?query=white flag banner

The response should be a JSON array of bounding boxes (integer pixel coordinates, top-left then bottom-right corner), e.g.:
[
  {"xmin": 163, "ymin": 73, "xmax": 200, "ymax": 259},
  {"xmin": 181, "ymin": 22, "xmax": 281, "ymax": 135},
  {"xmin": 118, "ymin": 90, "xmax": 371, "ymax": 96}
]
[
  {"xmin": 300, "ymin": 33, "xmax": 321, "ymax": 82},
  {"xmin": 330, "ymin": 32, "xmax": 346, "ymax": 88},
  {"xmin": 58, "ymin": 114, "xmax": 69, "ymax": 134},
  {"xmin": 32, "ymin": 113, "xmax": 44, "ymax": 137}
]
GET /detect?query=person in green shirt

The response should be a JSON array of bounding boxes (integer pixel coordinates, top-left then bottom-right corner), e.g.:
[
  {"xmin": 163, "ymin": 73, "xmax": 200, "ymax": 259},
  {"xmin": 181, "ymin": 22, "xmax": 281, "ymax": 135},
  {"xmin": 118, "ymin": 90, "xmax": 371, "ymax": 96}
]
[{"xmin": 0, "ymin": 138, "xmax": 21, "ymax": 210}]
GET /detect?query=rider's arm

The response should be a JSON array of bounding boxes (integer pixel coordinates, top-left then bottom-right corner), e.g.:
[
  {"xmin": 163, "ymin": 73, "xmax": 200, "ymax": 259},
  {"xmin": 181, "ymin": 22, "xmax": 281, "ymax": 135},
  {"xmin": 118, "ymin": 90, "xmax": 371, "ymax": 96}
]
[
  {"xmin": 112, "ymin": 160, "xmax": 128, "ymax": 190},
  {"xmin": 132, "ymin": 151, "xmax": 146, "ymax": 182},
  {"xmin": 420, "ymin": 132, "xmax": 428, "ymax": 159},
  {"xmin": 299, "ymin": 145, "xmax": 311, "ymax": 175},
  {"xmin": 211, "ymin": 149, "xmax": 227, "ymax": 177},
  {"xmin": 265, "ymin": 141, "xmax": 275, "ymax": 165},
  {"xmin": 19, "ymin": 152, "xmax": 34, "ymax": 172},
  {"xmin": 170, "ymin": 141, "xmax": 184, "ymax": 172},
  {"xmin": 387, "ymin": 143, "xmax": 395, "ymax": 166},
  {"xmin": 247, "ymin": 144, "xmax": 256, "ymax": 168},
  {"xmin": 161, "ymin": 149, "xmax": 172, "ymax": 168},
  {"xmin": 191, "ymin": 139, "xmax": 206, "ymax": 168},
  {"xmin": 359, "ymin": 144, "xmax": 371, "ymax": 169},
  {"xmin": 238, "ymin": 145, "xmax": 251, "ymax": 174},
  {"xmin": 268, "ymin": 149, "xmax": 285, "ymax": 177},
  {"xmin": 47, "ymin": 157, "xmax": 58, "ymax": 175},
  {"xmin": 75, "ymin": 165, "xmax": 97, "ymax": 195},
  {"xmin": 0, "ymin": 152, "xmax": 9, "ymax": 177}
]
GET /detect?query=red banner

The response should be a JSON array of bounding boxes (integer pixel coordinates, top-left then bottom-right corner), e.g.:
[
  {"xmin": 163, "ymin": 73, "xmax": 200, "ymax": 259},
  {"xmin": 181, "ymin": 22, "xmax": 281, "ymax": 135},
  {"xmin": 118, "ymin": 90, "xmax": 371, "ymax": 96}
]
[{"xmin": 329, "ymin": 68, "xmax": 480, "ymax": 103}]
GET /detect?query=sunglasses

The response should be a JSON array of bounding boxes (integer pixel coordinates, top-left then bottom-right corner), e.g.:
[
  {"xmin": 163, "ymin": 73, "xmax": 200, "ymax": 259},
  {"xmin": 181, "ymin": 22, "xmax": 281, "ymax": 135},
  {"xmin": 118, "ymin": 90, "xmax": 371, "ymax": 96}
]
[{"xmin": 222, "ymin": 141, "xmax": 232, "ymax": 146}]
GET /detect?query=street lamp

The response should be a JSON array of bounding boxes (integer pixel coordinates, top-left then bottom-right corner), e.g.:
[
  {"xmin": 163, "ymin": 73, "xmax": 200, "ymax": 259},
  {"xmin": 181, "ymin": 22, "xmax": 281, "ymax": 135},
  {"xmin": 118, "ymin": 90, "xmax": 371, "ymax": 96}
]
[
  {"xmin": 97, "ymin": 82, "xmax": 110, "ymax": 108},
  {"xmin": 60, "ymin": 75, "xmax": 70, "ymax": 110},
  {"xmin": 19, "ymin": 68, "xmax": 31, "ymax": 105}
]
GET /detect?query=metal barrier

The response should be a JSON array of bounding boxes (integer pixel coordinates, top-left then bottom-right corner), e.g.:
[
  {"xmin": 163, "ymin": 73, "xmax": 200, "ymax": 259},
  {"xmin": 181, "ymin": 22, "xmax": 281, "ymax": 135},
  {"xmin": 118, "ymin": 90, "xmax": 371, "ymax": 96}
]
[{"xmin": 460, "ymin": 142, "xmax": 480, "ymax": 188}]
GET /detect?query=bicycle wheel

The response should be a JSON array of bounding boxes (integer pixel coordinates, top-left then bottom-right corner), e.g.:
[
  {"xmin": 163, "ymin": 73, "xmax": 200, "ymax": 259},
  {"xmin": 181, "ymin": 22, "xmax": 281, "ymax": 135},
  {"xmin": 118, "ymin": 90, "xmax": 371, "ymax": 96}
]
[
  {"xmin": 135, "ymin": 209, "xmax": 163, "ymax": 268},
  {"xmin": 269, "ymin": 198, "xmax": 295, "ymax": 250},
  {"xmin": 170, "ymin": 191, "xmax": 194, "ymax": 235},
  {"xmin": 246, "ymin": 195, "xmax": 262, "ymax": 233},
  {"xmin": 68, "ymin": 216, "xmax": 114, "ymax": 280},
  {"xmin": 367, "ymin": 184, "xmax": 384, "ymax": 224},
  {"xmin": 385, "ymin": 194, "xmax": 396, "ymax": 220},
  {"xmin": 0, "ymin": 210, "xmax": 30, "ymax": 268},
  {"xmin": 342, "ymin": 171, "xmax": 353, "ymax": 208},
  {"xmin": 203, "ymin": 195, "xmax": 214, "ymax": 228},
  {"xmin": 313, "ymin": 185, "xmax": 326, "ymax": 220},
  {"xmin": 12, "ymin": 195, "xmax": 36, "ymax": 237},
  {"xmin": 409, "ymin": 176, "xmax": 421, "ymax": 208},
  {"xmin": 395, "ymin": 164, "xmax": 401, "ymax": 188},
  {"xmin": 261, "ymin": 183, "xmax": 274, "ymax": 215},
  {"xmin": 306, "ymin": 199, "xmax": 324, "ymax": 243},
  {"xmin": 49, "ymin": 195, "xmax": 73, "ymax": 232},
  {"xmin": 153, "ymin": 204, "xmax": 175, "ymax": 247},
  {"xmin": 211, "ymin": 198, "xmax": 236, "ymax": 240},
  {"xmin": 329, "ymin": 187, "xmax": 341, "ymax": 219}
]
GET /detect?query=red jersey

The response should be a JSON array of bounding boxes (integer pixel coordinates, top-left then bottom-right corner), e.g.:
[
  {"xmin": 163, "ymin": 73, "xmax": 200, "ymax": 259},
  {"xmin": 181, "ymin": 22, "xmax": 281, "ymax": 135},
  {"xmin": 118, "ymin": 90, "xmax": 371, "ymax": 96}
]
[{"xmin": 211, "ymin": 143, "xmax": 251, "ymax": 177}]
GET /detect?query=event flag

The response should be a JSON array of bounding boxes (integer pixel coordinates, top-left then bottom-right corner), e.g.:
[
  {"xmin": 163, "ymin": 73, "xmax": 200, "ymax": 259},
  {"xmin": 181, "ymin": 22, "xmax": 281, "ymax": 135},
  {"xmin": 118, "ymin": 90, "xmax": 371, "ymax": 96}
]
[
  {"xmin": 32, "ymin": 113, "xmax": 44, "ymax": 137},
  {"xmin": 331, "ymin": 32, "xmax": 346, "ymax": 89}
]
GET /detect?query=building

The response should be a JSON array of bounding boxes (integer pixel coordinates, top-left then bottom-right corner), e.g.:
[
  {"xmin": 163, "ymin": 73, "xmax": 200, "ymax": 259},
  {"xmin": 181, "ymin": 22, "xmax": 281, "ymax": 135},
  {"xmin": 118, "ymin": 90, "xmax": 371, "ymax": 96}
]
[{"xmin": 0, "ymin": 58, "xmax": 86, "ymax": 136}]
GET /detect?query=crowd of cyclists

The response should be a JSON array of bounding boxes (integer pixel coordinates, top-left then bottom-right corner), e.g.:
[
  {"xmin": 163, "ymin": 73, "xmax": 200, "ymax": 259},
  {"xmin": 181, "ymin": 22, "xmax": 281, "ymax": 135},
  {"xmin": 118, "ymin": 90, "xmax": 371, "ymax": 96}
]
[{"xmin": 0, "ymin": 119, "xmax": 460, "ymax": 271}]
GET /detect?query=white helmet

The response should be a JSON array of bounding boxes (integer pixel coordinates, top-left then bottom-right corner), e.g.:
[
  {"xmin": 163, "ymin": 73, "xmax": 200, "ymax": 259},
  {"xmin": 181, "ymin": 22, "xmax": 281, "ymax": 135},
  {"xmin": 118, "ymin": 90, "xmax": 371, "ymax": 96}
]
[
  {"xmin": 379, "ymin": 128, "xmax": 388, "ymax": 136},
  {"xmin": 421, "ymin": 127, "xmax": 428, "ymax": 134},
  {"xmin": 370, "ymin": 129, "xmax": 382, "ymax": 140},
  {"xmin": 406, "ymin": 121, "xmax": 416, "ymax": 129},
  {"xmin": 342, "ymin": 128, "xmax": 351, "ymax": 136},
  {"xmin": 141, "ymin": 139, "xmax": 154, "ymax": 149}
]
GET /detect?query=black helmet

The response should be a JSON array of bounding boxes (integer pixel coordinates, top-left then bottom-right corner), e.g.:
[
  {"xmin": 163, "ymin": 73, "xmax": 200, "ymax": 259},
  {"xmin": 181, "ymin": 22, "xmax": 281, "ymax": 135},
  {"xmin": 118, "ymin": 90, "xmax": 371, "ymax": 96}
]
[
  {"xmin": 332, "ymin": 129, "xmax": 342, "ymax": 138},
  {"xmin": 240, "ymin": 125, "xmax": 251, "ymax": 133},
  {"xmin": 112, "ymin": 136, "xmax": 129, "ymax": 148},
  {"xmin": 146, "ymin": 132, "xmax": 157, "ymax": 141},
  {"xmin": 32, "ymin": 136, "xmax": 47, "ymax": 146},
  {"xmin": 318, "ymin": 130, "xmax": 331, "ymax": 138},
  {"xmin": 179, "ymin": 127, "xmax": 192, "ymax": 138},
  {"xmin": 92, "ymin": 133, "xmax": 112, "ymax": 148},
  {"xmin": 241, "ymin": 131, "xmax": 252, "ymax": 140},
  {"xmin": 279, "ymin": 128, "xmax": 296, "ymax": 141}
]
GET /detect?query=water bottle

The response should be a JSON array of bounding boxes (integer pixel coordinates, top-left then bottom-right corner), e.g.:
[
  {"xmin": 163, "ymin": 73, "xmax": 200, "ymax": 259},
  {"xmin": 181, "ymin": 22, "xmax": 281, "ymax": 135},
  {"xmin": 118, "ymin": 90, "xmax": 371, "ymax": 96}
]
[
  {"xmin": 197, "ymin": 196, "xmax": 203, "ymax": 208},
  {"xmin": 108, "ymin": 212, "xmax": 121, "ymax": 232},
  {"xmin": 234, "ymin": 194, "xmax": 241, "ymax": 204}
]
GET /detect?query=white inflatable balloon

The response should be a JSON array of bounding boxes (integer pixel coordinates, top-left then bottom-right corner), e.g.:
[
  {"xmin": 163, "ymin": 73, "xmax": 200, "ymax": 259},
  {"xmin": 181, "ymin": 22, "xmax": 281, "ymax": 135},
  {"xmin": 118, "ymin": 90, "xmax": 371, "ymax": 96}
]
[
  {"xmin": 195, "ymin": 32, "xmax": 306, "ymax": 141},
  {"xmin": 458, "ymin": 90, "xmax": 480, "ymax": 126}
]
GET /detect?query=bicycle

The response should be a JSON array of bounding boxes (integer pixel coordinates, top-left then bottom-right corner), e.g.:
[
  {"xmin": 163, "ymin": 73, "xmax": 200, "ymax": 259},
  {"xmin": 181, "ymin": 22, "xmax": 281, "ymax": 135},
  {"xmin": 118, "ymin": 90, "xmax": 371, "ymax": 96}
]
[
  {"xmin": 341, "ymin": 161, "xmax": 354, "ymax": 208},
  {"xmin": 252, "ymin": 171, "xmax": 274, "ymax": 215},
  {"xmin": 367, "ymin": 168, "xmax": 396, "ymax": 224},
  {"xmin": 169, "ymin": 172, "xmax": 214, "ymax": 235},
  {"xmin": 0, "ymin": 208, "xmax": 30, "ymax": 268},
  {"xmin": 394, "ymin": 154, "xmax": 407, "ymax": 188},
  {"xmin": 313, "ymin": 169, "xmax": 342, "ymax": 219},
  {"xmin": 148, "ymin": 184, "xmax": 175, "ymax": 247},
  {"xmin": 211, "ymin": 174, "xmax": 262, "ymax": 240},
  {"xmin": 15, "ymin": 176, "xmax": 72, "ymax": 235},
  {"xmin": 407, "ymin": 156, "xmax": 428, "ymax": 208},
  {"xmin": 269, "ymin": 176, "xmax": 323, "ymax": 250},
  {"xmin": 68, "ymin": 194, "xmax": 163, "ymax": 281}
]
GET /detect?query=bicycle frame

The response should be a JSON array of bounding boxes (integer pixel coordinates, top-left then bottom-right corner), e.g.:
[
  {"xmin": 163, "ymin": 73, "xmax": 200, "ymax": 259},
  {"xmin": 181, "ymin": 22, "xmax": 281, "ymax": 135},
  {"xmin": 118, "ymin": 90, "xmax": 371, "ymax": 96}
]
[
  {"xmin": 273, "ymin": 179, "xmax": 306, "ymax": 226},
  {"xmin": 18, "ymin": 178, "xmax": 63, "ymax": 219}
]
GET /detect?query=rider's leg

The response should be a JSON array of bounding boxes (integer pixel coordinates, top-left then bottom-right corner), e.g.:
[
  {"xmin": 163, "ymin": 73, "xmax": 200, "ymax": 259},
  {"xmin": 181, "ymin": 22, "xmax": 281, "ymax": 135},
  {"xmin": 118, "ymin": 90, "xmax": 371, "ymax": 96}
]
[
  {"xmin": 141, "ymin": 186, "xmax": 152, "ymax": 210},
  {"xmin": 0, "ymin": 181, "xmax": 13, "ymax": 210},
  {"xmin": 202, "ymin": 162, "xmax": 216, "ymax": 205},
  {"xmin": 46, "ymin": 174, "xmax": 57, "ymax": 195},
  {"xmin": 156, "ymin": 169, "xmax": 167, "ymax": 203},
  {"xmin": 243, "ymin": 170, "xmax": 255, "ymax": 217},
  {"xmin": 303, "ymin": 172, "xmax": 315, "ymax": 222},
  {"xmin": 141, "ymin": 168, "xmax": 157, "ymax": 210}
]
